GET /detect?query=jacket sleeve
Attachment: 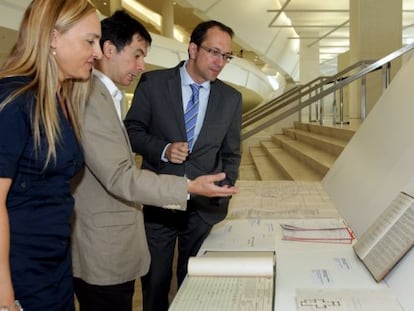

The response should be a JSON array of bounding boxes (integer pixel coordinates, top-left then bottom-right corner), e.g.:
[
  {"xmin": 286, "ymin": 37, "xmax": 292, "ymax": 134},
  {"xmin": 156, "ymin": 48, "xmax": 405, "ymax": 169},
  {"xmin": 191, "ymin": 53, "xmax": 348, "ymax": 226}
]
[
  {"xmin": 78, "ymin": 82, "xmax": 188, "ymax": 209},
  {"xmin": 124, "ymin": 74, "xmax": 170, "ymax": 170},
  {"xmin": 220, "ymin": 90, "xmax": 242, "ymax": 186}
]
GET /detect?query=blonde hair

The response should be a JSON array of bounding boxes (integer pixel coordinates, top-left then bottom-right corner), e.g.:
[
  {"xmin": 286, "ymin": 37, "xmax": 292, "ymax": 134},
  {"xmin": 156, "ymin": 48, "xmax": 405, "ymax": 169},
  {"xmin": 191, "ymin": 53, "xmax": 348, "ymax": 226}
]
[{"xmin": 0, "ymin": 0, "xmax": 96, "ymax": 165}]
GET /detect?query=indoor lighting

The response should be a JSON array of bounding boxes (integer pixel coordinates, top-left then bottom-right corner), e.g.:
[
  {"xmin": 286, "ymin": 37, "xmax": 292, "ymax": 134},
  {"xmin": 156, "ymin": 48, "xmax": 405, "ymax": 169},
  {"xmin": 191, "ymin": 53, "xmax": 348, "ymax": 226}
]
[{"xmin": 122, "ymin": 0, "xmax": 187, "ymax": 43}]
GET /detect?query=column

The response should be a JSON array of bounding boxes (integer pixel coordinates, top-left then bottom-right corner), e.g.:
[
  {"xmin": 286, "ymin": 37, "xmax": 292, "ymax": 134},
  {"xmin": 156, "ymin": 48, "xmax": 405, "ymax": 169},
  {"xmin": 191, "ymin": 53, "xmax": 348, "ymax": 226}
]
[
  {"xmin": 299, "ymin": 32, "xmax": 320, "ymax": 84},
  {"xmin": 299, "ymin": 32, "xmax": 320, "ymax": 122},
  {"xmin": 348, "ymin": 0, "xmax": 402, "ymax": 120},
  {"xmin": 161, "ymin": 0, "xmax": 174, "ymax": 39}
]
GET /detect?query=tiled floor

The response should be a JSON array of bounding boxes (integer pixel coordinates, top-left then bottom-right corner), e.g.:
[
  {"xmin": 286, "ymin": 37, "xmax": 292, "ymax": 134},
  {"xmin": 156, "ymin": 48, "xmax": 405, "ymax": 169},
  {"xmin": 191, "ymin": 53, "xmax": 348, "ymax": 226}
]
[
  {"xmin": 132, "ymin": 281, "xmax": 143, "ymax": 311},
  {"xmin": 134, "ymin": 279, "xmax": 178, "ymax": 310}
]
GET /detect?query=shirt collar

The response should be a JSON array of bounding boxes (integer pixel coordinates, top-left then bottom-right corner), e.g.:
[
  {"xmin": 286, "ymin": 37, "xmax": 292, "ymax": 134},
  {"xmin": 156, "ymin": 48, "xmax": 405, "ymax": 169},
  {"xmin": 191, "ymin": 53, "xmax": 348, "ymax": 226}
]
[
  {"xmin": 180, "ymin": 61, "xmax": 211, "ymax": 90},
  {"xmin": 93, "ymin": 69, "xmax": 122, "ymax": 99},
  {"xmin": 93, "ymin": 69, "xmax": 124, "ymax": 123}
]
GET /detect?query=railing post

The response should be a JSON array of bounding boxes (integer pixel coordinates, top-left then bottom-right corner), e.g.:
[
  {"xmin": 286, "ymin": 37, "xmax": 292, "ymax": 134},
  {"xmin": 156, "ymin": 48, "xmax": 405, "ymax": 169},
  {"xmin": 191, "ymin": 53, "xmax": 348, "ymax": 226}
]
[
  {"xmin": 382, "ymin": 62, "xmax": 391, "ymax": 93},
  {"xmin": 339, "ymin": 87, "xmax": 345, "ymax": 124},
  {"xmin": 314, "ymin": 88, "xmax": 319, "ymax": 121},
  {"xmin": 319, "ymin": 84, "xmax": 324, "ymax": 125},
  {"xmin": 361, "ymin": 76, "xmax": 367, "ymax": 120},
  {"xmin": 332, "ymin": 87, "xmax": 337, "ymax": 126}
]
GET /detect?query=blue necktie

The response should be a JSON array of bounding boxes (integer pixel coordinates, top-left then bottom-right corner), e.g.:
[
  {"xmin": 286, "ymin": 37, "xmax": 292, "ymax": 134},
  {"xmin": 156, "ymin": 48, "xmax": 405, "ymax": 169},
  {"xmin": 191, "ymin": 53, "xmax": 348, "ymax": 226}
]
[{"xmin": 185, "ymin": 84, "xmax": 201, "ymax": 150}]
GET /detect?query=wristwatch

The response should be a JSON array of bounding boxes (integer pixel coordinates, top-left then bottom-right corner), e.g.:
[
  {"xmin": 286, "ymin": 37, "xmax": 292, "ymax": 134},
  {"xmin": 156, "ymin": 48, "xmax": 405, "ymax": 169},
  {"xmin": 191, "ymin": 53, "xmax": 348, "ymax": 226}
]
[{"xmin": 0, "ymin": 300, "xmax": 23, "ymax": 311}]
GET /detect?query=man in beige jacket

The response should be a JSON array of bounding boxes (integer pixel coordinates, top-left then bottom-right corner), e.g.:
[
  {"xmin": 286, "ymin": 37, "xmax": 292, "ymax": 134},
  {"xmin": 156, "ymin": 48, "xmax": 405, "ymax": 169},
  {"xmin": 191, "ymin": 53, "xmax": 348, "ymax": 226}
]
[{"xmin": 71, "ymin": 10, "xmax": 237, "ymax": 311}]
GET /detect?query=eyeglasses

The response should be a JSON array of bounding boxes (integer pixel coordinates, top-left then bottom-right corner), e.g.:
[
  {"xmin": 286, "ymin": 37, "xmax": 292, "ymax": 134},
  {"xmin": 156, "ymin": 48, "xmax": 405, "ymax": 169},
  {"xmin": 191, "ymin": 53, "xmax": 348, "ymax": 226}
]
[{"xmin": 199, "ymin": 45, "xmax": 233, "ymax": 63}]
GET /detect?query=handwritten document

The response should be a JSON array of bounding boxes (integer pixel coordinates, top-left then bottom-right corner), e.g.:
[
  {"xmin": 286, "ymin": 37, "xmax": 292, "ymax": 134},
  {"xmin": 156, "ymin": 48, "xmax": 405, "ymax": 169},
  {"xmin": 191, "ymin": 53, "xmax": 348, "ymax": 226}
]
[
  {"xmin": 353, "ymin": 191, "xmax": 414, "ymax": 281},
  {"xmin": 169, "ymin": 251, "xmax": 275, "ymax": 311},
  {"xmin": 227, "ymin": 180, "xmax": 340, "ymax": 219},
  {"xmin": 201, "ymin": 218, "xmax": 278, "ymax": 250}
]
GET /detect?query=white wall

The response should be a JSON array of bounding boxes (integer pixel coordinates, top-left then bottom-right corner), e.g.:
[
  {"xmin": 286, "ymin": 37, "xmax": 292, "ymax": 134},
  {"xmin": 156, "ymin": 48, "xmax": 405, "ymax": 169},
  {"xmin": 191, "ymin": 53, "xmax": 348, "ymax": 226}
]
[
  {"xmin": 322, "ymin": 54, "xmax": 414, "ymax": 311},
  {"xmin": 0, "ymin": 1, "xmax": 31, "ymax": 30}
]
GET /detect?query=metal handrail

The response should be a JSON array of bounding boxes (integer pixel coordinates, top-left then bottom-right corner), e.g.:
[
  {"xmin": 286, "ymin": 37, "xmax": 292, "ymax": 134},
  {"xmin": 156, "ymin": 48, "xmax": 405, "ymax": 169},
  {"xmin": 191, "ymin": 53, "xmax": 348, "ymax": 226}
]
[
  {"xmin": 242, "ymin": 60, "xmax": 373, "ymax": 124},
  {"xmin": 241, "ymin": 42, "xmax": 414, "ymax": 140},
  {"xmin": 242, "ymin": 61, "xmax": 374, "ymax": 129}
]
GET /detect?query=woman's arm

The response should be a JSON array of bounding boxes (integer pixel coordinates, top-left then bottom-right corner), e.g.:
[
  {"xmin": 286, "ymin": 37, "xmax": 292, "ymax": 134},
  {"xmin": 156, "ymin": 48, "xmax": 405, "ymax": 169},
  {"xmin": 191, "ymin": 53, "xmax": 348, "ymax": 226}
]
[{"xmin": 0, "ymin": 177, "xmax": 14, "ymax": 307}]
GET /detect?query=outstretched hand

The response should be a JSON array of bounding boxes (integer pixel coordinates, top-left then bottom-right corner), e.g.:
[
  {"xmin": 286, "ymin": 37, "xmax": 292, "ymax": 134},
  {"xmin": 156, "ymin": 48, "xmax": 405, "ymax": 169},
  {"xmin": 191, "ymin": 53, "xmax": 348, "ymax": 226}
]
[{"xmin": 188, "ymin": 173, "xmax": 238, "ymax": 197}]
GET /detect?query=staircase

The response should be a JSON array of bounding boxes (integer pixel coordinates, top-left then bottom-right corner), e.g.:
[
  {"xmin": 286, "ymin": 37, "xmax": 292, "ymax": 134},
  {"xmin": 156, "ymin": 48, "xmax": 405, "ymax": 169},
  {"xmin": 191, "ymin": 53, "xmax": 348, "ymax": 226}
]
[{"xmin": 239, "ymin": 121, "xmax": 358, "ymax": 181}]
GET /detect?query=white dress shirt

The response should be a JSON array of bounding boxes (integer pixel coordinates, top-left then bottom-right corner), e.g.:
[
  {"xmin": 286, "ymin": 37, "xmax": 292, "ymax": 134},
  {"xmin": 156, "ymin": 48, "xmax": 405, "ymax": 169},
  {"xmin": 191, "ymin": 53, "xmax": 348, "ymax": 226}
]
[{"xmin": 93, "ymin": 69, "xmax": 124, "ymax": 124}]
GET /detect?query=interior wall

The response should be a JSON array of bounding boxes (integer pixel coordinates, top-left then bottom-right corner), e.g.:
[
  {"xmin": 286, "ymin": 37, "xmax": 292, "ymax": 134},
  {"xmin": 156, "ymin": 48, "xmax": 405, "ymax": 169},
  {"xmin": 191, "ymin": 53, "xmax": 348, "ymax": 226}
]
[
  {"xmin": 322, "ymin": 52, "xmax": 414, "ymax": 311},
  {"xmin": 348, "ymin": 0, "xmax": 402, "ymax": 119}
]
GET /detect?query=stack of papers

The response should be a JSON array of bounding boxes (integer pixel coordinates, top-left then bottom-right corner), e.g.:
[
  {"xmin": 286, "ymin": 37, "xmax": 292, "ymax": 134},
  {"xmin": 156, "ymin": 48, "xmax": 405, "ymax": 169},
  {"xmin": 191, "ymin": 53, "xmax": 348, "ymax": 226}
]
[{"xmin": 281, "ymin": 219, "xmax": 355, "ymax": 244}]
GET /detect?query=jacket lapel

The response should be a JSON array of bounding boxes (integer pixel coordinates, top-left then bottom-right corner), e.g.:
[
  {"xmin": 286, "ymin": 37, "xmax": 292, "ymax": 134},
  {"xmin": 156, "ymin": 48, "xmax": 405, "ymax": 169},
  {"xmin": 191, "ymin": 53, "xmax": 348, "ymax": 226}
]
[
  {"xmin": 168, "ymin": 64, "xmax": 187, "ymax": 138},
  {"xmin": 95, "ymin": 78, "xmax": 131, "ymax": 150},
  {"xmin": 193, "ymin": 83, "xmax": 220, "ymax": 149}
]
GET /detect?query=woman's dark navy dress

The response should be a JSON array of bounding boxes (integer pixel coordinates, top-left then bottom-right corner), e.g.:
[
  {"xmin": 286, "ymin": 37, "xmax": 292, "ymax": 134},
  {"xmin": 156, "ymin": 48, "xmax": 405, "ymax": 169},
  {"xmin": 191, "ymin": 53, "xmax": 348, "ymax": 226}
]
[{"xmin": 0, "ymin": 76, "xmax": 83, "ymax": 311}]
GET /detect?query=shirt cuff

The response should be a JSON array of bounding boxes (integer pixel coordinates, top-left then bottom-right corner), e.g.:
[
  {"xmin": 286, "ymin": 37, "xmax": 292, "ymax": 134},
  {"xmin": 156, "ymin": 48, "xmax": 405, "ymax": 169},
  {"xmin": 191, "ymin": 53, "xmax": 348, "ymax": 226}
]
[
  {"xmin": 161, "ymin": 143, "xmax": 171, "ymax": 162},
  {"xmin": 187, "ymin": 178, "xmax": 191, "ymax": 200}
]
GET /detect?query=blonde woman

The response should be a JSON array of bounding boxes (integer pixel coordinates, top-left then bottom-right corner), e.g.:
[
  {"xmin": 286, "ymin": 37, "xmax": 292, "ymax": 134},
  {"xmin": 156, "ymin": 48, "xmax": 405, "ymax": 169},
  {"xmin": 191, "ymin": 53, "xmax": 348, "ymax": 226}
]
[{"xmin": 0, "ymin": 0, "xmax": 102, "ymax": 310}]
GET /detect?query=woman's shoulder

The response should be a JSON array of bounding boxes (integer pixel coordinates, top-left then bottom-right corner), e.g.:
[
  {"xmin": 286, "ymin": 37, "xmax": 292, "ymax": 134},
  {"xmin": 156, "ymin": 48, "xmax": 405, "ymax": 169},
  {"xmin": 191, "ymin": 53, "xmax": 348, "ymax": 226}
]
[
  {"xmin": 0, "ymin": 75, "xmax": 33, "ymax": 96},
  {"xmin": 0, "ymin": 75, "xmax": 32, "ymax": 87},
  {"xmin": 0, "ymin": 76, "xmax": 35, "ymax": 111}
]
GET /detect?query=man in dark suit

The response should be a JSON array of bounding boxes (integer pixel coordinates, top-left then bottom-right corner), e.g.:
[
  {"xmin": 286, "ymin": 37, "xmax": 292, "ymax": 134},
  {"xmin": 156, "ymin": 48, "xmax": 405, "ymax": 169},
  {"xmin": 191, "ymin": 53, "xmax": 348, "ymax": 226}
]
[
  {"xmin": 71, "ymin": 12, "xmax": 238, "ymax": 311},
  {"xmin": 124, "ymin": 20, "xmax": 242, "ymax": 311}
]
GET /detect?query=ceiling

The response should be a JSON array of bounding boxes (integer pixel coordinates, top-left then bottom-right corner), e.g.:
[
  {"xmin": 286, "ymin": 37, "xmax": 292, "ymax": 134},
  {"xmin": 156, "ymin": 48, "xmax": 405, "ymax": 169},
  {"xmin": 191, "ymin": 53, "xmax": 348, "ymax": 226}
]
[
  {"xmin": 91, "ymin": 0, "xmax": 414, "ymax": 78},
  {"xmin": 92, "ymin": 0, "xmax": 268, "ymax": 69},
  {"xmin": 272, "ymin": 0, "xmax": 414, "ymax": 68},
  {"xmin": 3, "ymin": 1, "xmax": 413, "ymax": 79},
  {"xmin": 268, "ymin": 0, "xmax": 350, "ymax": 70},
  {"xmin": 1, "ymin": 1, "xmax": 413, "ymax": 110}
]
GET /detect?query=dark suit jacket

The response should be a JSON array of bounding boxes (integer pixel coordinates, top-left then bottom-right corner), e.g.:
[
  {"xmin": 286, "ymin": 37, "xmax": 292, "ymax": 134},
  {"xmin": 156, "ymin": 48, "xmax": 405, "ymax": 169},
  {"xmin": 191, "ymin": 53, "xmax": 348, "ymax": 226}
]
[{"xmin": 125, "ymin": 62, "xmax": 242, "ymax": 225}]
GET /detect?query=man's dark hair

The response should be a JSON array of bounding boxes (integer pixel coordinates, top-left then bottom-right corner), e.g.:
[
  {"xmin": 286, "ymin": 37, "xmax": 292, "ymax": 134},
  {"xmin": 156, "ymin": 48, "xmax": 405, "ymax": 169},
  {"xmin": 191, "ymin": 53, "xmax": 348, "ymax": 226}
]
[
  {"xmin": 190, "ymin": 20, "xmax": 234, "ymax": 46},
  {"xmin": 100, "ymin": 10, "xmax": 152, "ymax": 52}
]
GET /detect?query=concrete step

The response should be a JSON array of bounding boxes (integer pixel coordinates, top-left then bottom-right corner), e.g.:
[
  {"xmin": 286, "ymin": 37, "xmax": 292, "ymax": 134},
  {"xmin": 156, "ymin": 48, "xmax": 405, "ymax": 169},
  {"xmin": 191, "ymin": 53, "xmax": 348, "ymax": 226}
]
[
  {"xmin": 239, "ymin": 121, "xmax": 359, "ymax": 182},
  {"xmin": 283, "ymin": 128, "xmax": 347, "ymax": 157},
  {"xmin": 238, "ymin": 164, "xmax": 261, "ymax": 180},
  {"xmin": 271, "ymin": 134, "xmax": 336, "ymax": 176},
  {"xmin": 294, "ymin": 121, "xmax": 356, "ymax": 142},
  {"xmin": 239, "ymin": 145, "xmax": 260, "ymax": 180},
  {"xmin": 260, "ymin": 141, "xmax": 323, "ymax": 181},
  {"xmin": 250, "ymin": 146, "xmax": 287, "ymax": 180}
]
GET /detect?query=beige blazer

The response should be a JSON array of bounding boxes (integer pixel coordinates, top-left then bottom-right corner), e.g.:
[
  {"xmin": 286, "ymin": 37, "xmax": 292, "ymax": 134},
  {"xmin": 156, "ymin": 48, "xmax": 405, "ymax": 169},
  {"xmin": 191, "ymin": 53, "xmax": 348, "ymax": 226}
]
[{"xmin": 71, "ymin": 77, "xmax": 188, "ymax": 285}]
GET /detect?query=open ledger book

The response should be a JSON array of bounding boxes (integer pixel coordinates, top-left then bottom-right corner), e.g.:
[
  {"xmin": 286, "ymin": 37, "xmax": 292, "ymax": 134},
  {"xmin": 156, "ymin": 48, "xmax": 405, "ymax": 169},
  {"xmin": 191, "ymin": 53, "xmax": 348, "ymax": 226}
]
[
  {"xmin": 353, "ymin": 191, "xmax": 414, "ymax": 282},
  {"xmin": 169, "ymin": 251, "xmax": 275, "ymax": 311}
]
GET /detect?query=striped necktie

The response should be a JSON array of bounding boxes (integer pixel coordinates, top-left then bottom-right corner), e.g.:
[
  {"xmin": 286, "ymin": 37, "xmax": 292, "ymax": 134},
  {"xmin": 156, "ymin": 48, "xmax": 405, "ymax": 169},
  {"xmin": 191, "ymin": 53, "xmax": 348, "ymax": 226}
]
[{"xmin": 185, "ymin": 84, "xmax": 201, "ymax": 150}]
